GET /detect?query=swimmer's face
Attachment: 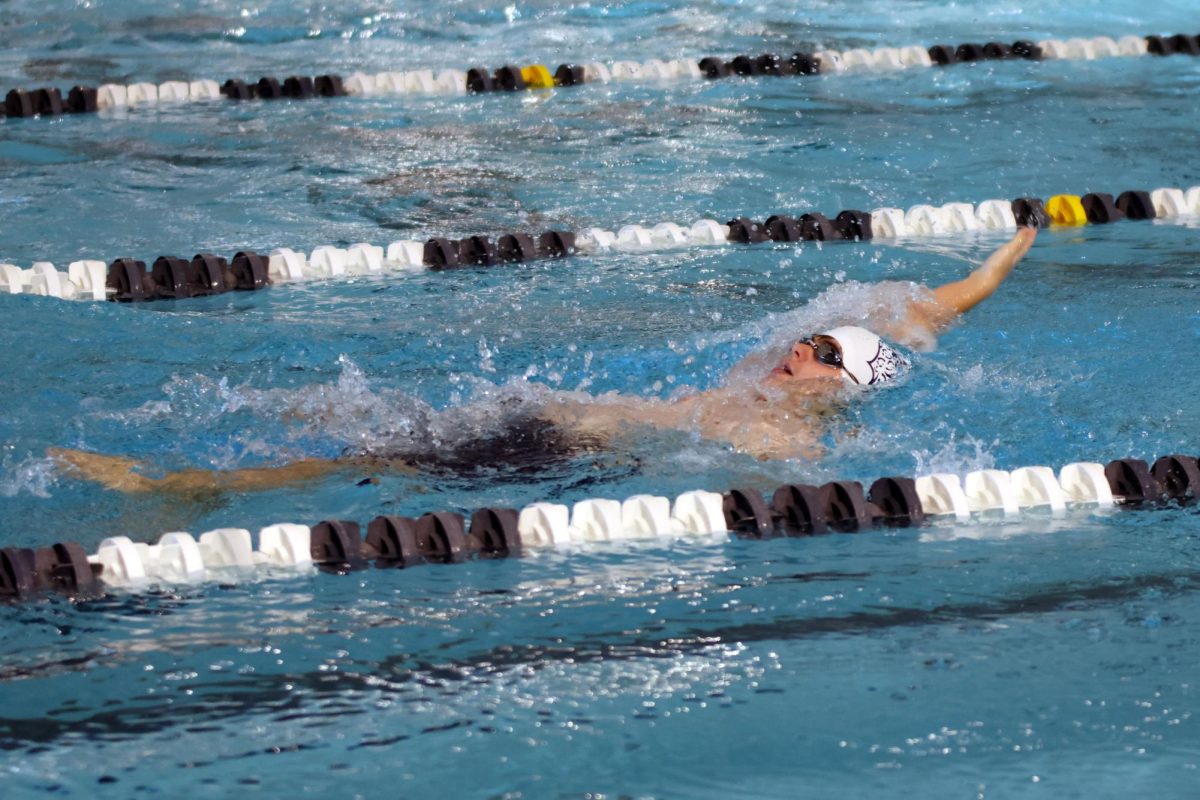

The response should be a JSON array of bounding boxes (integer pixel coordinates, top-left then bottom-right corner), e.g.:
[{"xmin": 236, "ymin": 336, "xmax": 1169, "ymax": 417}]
[{"xmin": 765, "ymin": 336, "xmax": 846, "ymax": 385}]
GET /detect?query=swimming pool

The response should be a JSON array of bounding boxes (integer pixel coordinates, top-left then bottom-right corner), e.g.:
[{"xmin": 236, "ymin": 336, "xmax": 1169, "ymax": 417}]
[{"xmin": 2, "ymin": 0, "xmax": 1200, "ymax": 796}]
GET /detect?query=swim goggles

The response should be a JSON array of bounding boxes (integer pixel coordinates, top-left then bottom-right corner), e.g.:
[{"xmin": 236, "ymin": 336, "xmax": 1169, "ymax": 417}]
[{"xmin": 802, "ymin": 335, "xmax": 859, "ymax": 383}]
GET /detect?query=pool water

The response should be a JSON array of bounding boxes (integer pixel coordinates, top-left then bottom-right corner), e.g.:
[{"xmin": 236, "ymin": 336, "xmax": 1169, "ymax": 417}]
[{"xmin": 2, "ymin": 1, "xmax": 1199, "ymax": 796}]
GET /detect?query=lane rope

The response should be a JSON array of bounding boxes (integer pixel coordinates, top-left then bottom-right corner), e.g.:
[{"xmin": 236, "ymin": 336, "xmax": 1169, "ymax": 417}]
[
  {"xmin": 1, "ymin": 185, "xmax": 1198, "ymax": 303},
  {"xmin": 2, "ymin": 452, "xmax": 1196, "ymax": 602},
  {"xmin": 1, "ymin": 33, "xmax": 1196, "ymax": 123}
]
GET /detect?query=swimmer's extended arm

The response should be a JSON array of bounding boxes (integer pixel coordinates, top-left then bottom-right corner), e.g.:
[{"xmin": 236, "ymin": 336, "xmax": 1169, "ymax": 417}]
[
  {"xmin": 908, "ymin": 228, "xmax": 1036, "ymax": 333},
  {"xmin": 50, "ymin": 448, "xmax": 391, "ymax": 496}
]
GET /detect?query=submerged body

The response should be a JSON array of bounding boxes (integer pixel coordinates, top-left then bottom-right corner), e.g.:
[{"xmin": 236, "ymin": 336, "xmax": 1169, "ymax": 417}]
[{"xmin": 56, "ymin": 230, "xmax": 1036, "ymax": 494}]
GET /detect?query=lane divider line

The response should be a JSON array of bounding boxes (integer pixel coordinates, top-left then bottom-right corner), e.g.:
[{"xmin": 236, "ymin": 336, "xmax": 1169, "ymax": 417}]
[
  {"xmin": 2, "ymin": 184, "xmax": 1198, "ymax": 304},
  {"xmin": 2, "ymin": 453, "xmax": 1195, "ymax": 602},
  {"xmin": 1, "ymin": 33, "xmax": 1196, "ymax": 123}
]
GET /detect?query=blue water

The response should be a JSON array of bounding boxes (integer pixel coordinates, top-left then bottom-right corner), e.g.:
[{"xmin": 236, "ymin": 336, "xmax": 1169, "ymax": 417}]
[{"xmin": 2, "ymin": 1, "xmax": 1200, "ymax": 796}]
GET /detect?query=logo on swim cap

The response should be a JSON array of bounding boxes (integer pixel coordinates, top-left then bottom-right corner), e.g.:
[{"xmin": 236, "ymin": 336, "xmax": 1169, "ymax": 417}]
[
  {"xmin": 865, "ymin": 339, "xmax": 905, "ymax": 384},
  {"xmin": 820, "ymin": 326, "xmax": 909, "ymax": 386}
]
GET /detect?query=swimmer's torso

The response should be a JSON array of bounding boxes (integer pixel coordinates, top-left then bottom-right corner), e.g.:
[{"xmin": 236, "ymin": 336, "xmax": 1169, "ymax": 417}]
[{"xmin": 540, "ymin": 382, "xmax": 837, "ymax": 461}]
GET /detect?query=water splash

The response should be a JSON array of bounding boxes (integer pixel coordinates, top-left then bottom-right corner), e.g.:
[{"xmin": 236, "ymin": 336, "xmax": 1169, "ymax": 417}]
[
  {"xmin": 911, "ymin": 429, "xmax": 998, "ymax": 476},
  {"xmin": 104, "ymin": 355, "xmax": 570, "ymax": 464},
  {"xmin": 1, "ymin": 456, "xmax": 59, "ymax": 498}
]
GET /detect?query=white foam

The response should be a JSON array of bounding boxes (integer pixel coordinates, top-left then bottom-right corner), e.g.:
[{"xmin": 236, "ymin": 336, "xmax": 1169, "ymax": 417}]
[{"xmin": 1, "ymin": 456, "xmax": 59, "ymax": 498}]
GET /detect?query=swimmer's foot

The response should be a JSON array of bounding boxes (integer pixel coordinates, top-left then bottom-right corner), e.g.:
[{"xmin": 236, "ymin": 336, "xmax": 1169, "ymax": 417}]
[{"xmin": 49, "ymin": 447, "xmax": 157, "ymax": 493}]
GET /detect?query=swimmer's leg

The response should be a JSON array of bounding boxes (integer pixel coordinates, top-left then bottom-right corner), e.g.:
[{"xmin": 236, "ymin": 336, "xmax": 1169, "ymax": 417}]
[
  {"xmin": 50, "ymin": 448, "xmax": 158, "ymax": 493},
  {"xmin": 51, "ymin": 448, "xmax": 386, "ymax": 495}
]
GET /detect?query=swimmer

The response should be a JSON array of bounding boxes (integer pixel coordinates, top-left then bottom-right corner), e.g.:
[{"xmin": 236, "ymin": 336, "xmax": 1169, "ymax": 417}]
[{"xmin": 53, "ymin": 228, "xmax": 1036, "ymax": 494}]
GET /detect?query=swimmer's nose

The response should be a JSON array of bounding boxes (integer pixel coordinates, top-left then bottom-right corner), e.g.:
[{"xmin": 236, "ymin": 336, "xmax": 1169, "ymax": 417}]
[{"xmin": 791, "ymin": 341, "xmax": 811, "ymax": 361}]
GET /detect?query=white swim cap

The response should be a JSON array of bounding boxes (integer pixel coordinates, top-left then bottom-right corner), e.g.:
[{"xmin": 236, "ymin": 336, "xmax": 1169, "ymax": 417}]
[{"xmin": 819, "ymin": 326, "xmax": 909, "ymax": 385}]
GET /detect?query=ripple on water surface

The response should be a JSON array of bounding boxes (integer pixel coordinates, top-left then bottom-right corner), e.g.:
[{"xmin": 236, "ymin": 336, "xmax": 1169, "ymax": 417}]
[{"xmin": 3, "ymin": 0, "xmax": 1200, "ymax": 797}]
